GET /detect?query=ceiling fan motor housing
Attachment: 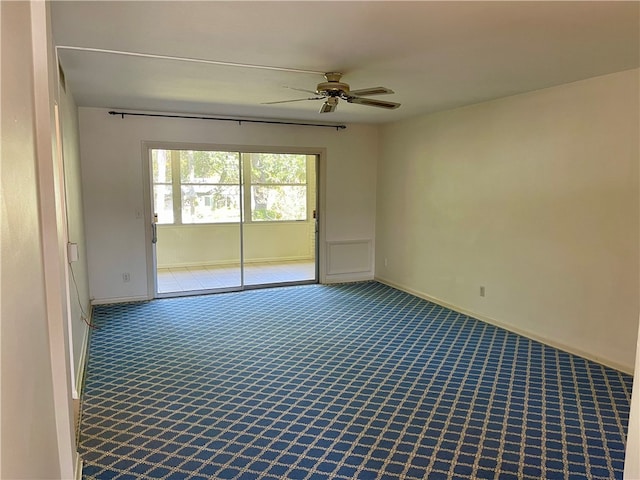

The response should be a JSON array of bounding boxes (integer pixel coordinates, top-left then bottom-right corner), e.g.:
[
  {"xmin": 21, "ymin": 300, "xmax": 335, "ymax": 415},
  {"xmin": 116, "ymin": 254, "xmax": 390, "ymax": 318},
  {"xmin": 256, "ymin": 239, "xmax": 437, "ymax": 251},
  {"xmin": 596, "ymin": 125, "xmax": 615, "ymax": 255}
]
[{"xmin": 316, "ymin": 72, "xmax": 350, "ymax": 97}]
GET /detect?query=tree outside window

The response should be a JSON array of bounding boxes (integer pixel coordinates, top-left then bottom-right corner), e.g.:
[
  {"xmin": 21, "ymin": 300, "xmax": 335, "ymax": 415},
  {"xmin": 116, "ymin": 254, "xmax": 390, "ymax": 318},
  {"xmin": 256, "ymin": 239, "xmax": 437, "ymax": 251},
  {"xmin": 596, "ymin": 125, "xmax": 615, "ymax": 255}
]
[{"xmin": 151, "ymin": 149, "xmax": 309, "ymax": 224}]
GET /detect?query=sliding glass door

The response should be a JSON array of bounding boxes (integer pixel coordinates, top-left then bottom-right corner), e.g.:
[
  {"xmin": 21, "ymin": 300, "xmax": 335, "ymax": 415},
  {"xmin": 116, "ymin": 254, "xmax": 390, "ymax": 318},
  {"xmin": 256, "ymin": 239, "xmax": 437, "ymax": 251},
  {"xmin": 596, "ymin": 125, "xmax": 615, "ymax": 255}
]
[
  {"xmin": 243, "ymin": 153, "xmax": 316, "ymax": 286},
  {"xmin": 151, "ymin": 149, "xmax": 242, "ymax": 294},
  {"xmin": 149, "ymin": 146, "xmax": 317, "ymax": 296}
]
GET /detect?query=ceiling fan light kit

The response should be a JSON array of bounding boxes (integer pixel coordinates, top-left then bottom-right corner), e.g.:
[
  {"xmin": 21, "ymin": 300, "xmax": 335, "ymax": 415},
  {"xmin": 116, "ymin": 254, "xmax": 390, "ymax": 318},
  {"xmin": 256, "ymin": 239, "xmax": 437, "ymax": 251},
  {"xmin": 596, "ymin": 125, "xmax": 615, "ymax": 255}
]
[
  {"xmin": 264, "ymin": 72, "xmax": 401, "ymax": 114},
  {"xmin": 320, "ymin": 96, "xmax": 339, "ymax": 113}
]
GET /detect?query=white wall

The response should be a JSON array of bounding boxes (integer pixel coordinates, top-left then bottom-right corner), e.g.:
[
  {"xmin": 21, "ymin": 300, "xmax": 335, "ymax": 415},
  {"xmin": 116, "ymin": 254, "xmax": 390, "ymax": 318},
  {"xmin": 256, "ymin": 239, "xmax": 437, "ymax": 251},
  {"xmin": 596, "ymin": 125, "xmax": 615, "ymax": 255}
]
[
  {"xmin": 1, "ymin": 1, "xmax": 76, "ymax": 477},
  {"xmin": 78, "ymin": 108, "xmax": 379, "ymax": 302},
  {"xmin": 625, "ymin": 315, "xmax": 640, "ymax": 479},
  {"xmin": 59, "ymin": 66, "xmax": 90, "ymax": 396},
  {"xmin": 376, "ymin": 69, "xmax": 639, "ymax": 373}
]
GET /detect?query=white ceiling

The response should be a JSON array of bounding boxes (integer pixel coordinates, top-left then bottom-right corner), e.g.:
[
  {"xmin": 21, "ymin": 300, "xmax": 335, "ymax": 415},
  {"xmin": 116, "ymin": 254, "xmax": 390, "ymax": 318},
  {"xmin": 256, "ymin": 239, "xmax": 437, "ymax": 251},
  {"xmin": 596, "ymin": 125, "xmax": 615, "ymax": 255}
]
[{"xmin": 51, "ymin": 1, "xmax": 639, "ymax": 125}]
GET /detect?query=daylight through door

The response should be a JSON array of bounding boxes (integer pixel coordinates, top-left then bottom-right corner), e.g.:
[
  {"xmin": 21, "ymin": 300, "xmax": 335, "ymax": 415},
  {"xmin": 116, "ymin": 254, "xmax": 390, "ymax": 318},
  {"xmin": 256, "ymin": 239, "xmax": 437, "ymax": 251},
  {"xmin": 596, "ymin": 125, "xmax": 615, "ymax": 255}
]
[{"xmin": 150, "ymin": 148, "xmax": 317, "ymax": 295}]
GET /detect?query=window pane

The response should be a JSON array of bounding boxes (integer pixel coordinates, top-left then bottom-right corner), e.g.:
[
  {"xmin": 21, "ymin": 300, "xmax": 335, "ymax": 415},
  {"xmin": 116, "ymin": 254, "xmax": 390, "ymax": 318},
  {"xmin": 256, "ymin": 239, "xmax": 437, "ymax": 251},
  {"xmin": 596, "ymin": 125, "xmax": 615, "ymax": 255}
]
[
  {"xmin": 153, "ymin": 184, "xmax": 174, "ymax": 224},
  {"xmin": 180, "ymin": 150, "xmax": 240, "ymax": 184},
  {"xmin": 251, "ymin": 153, "xmax": 306, "ymax": 184},
  {"xmin": 152, "ymin": 149, "xmax": 172, "ymax": 183},
  {"xmin": 181, "ymin": 185, "xmax": 240, "ymax": 223},
  {"xmin": 251, "ymin": 186, "xmax": 306, "ymax": 221}
]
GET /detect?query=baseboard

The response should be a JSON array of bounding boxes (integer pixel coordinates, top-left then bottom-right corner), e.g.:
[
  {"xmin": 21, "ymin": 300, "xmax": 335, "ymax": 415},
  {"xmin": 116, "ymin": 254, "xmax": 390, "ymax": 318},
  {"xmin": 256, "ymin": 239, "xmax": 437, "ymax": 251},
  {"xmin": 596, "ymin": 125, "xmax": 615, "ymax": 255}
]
[
  {"xmin": 324, "ymin": 272, "xmax": 374, "ymax": 284},
  {"xmin": 91, "ymin": 295, "xmax": 149, "ymax": 306},
  {"xmin": 375, "ymin": 276, "xmax": 633, "ymax": 375},
  {"xmin": 74, "ymin": 305, "xmax": 92, "ymax": 399},
  {"xmin": 74, "ymin": 451, "xmax": 83, "ymax": 480},
  {"xmin": 157, "ymin": 256, "xmax": 313, "ymax": 270}
]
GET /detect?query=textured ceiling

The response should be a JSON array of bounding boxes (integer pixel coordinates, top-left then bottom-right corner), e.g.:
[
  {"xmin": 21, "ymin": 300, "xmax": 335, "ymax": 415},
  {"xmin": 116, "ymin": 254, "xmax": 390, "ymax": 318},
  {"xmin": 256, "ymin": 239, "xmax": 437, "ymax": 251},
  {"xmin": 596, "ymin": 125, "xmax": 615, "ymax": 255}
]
[{"xmin": 51, "ymin": 1, "xmax": 640, "ymax": 125}]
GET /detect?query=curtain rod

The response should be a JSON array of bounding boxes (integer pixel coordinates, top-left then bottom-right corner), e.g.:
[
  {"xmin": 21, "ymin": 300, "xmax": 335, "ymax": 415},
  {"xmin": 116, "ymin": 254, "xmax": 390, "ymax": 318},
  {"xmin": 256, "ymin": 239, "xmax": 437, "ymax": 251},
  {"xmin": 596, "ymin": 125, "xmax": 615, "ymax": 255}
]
[{"xmin": 108, "ymin": 111, "xmax": 347, "ymax": 130}]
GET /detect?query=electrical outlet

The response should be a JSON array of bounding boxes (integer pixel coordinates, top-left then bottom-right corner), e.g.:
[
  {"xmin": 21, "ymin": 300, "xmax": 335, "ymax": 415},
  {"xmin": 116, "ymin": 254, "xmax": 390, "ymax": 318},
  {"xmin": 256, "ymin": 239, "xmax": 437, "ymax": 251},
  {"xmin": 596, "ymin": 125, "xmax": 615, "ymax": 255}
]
[
  {"xmin": 480, "ymin": 286, "xmax": 485, "ymax": 297},
  {"xmin": 384, "ymin": 258, "xmax": 388, "ymax": 267},
  {"xmin": 123, "ymin": 272, "xmax": 130, "ymax": 283}
]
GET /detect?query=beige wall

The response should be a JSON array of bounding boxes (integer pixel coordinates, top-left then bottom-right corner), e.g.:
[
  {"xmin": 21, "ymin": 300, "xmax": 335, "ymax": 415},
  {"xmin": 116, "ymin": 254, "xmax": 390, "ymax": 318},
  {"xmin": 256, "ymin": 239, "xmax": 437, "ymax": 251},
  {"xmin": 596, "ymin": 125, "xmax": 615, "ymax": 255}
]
[
  {"xmin": 376, "ymin": 69, "xmax": 639, "ymax": 373},
  {"xmin": 1, "ymin": 1, "xmax": 76, "ymax": 477},
  {"xmin": 78, "ymin": 108, "xmax": 379, "ymax": 302},
  {"xmin": 157, "ymin": 222, "xmax": 314, "ymax": 268}
]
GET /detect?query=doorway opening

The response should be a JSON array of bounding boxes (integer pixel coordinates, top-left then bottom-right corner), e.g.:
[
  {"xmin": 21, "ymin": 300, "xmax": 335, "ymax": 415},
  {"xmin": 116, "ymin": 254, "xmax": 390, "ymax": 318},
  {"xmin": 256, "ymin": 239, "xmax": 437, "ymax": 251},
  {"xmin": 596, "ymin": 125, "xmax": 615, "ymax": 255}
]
[{"xmin": 149, "ymin": 147, "xmax": 318, "ymax": 296}]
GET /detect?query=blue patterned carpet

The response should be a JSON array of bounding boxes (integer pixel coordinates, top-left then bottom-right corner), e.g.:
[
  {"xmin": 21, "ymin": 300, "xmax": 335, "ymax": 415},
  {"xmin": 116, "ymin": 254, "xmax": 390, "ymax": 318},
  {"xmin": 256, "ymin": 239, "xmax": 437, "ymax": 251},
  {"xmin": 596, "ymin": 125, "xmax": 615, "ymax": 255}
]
[{"xmin": 80, "ymin": 282, "xmax": 632, "ymax": 479}]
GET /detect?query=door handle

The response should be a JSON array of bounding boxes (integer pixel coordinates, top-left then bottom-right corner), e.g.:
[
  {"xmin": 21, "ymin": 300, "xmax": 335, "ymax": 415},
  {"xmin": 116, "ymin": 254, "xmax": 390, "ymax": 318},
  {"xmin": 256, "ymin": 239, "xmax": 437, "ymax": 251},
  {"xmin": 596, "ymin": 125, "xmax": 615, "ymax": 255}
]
[{"xmin": 152, "ymin": 214, "xmax": 158, "ymax": 244}]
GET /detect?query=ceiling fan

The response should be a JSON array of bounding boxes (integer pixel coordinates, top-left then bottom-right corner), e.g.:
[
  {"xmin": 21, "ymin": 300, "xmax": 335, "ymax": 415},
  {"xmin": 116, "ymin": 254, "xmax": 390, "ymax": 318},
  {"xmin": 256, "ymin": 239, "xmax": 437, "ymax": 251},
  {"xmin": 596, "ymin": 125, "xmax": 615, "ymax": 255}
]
[{"xmin": 263, "ymin": 72, "xmax": 401, "ymax": 113}]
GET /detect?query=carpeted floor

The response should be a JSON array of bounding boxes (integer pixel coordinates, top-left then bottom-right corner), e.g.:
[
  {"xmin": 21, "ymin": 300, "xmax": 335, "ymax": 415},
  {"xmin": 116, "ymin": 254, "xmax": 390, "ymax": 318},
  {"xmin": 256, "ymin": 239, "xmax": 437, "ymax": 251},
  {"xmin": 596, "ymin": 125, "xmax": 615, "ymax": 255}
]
[{"xmin": 79, "ymin": 282, "xmax": 632, "ymax": 479}]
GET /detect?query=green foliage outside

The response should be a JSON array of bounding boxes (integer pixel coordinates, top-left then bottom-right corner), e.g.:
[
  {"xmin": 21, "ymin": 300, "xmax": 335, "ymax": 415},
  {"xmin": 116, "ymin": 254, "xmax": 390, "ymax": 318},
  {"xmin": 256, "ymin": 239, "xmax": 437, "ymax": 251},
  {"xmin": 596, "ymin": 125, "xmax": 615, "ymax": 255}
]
[
  {"xmin": 152, "ymin": 150, "xmax": 308, "ymax": 223},
  {"xmin": 251, "ymin": 153, "xmax": 306, "ymax": 184}
]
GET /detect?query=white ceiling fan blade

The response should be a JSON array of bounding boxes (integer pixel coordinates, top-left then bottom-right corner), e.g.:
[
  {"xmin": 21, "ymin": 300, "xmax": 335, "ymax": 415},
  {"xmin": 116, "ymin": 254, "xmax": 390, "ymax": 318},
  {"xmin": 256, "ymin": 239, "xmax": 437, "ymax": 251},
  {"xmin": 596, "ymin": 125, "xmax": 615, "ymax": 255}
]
[
  {"xmin": 262, "ymin": 97, "xmax": 324, "ymax": 105},
  {"xmin": 285, "ymin": 86, "xmax": 321, "ymax": 96},
  {"xmin": 348, "ymin": 86, "xmax": 394, "ymax": 96},
  {"xmin": 346, "ymin": 96, "xmax": 401, "ymax": 109}
]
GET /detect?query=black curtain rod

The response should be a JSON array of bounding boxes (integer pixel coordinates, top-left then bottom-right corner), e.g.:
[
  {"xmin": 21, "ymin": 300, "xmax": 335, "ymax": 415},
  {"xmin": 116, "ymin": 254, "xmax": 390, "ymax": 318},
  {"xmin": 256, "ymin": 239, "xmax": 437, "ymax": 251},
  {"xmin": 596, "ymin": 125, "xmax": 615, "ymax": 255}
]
[{"xmin": 108, "ymin": 110, "xmax": 347, "ymax": 130}]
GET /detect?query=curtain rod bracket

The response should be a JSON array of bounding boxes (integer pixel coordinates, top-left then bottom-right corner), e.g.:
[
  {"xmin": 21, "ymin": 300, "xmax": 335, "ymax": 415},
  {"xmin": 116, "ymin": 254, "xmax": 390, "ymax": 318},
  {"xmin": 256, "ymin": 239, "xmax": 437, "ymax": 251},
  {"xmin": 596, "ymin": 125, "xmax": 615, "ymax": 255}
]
[{"xmin": 108, "ymin": 110, "xmax": 346, "ymax": 130}]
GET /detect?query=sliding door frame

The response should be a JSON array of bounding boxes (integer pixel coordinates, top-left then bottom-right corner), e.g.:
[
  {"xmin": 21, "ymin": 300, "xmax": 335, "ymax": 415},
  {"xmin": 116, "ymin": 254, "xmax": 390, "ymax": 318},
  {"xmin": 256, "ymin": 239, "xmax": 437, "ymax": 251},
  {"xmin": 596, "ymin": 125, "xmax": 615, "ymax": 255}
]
[{"xmin": 141, "ymin": 141, "xmax": 326, "ymax": 299}]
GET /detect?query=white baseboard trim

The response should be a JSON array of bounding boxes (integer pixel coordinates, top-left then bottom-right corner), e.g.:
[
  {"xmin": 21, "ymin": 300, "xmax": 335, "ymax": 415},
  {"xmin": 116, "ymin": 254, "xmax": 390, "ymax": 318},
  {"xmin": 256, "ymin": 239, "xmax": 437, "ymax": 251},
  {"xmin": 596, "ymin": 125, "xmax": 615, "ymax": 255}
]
[
  {"xmin": 74, "ymin": 451, "xmax": 83, "ymax": 480},
  {"xmin": 74, "ymin": 305, "xmax": 92, "ymax": 399},
  {"xmin": 91, "ymin": 295, "xmax": 149, "ymax": 306},
  {"xmin": 375, "ymin": 276, "xmax": 633, "ymax": 375}
]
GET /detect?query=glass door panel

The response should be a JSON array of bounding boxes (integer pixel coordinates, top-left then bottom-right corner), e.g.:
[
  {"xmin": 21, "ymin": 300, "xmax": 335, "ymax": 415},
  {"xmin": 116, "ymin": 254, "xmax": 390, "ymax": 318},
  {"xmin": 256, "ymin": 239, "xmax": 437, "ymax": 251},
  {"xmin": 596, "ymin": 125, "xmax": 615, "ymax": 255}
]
[
  {"xmin": 152, "ymin": 149, "xmax": 242, "ymax": 295},
  {"xmin": 242, "ymin": 153, "xmax": 317, "ymax": 286}
]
